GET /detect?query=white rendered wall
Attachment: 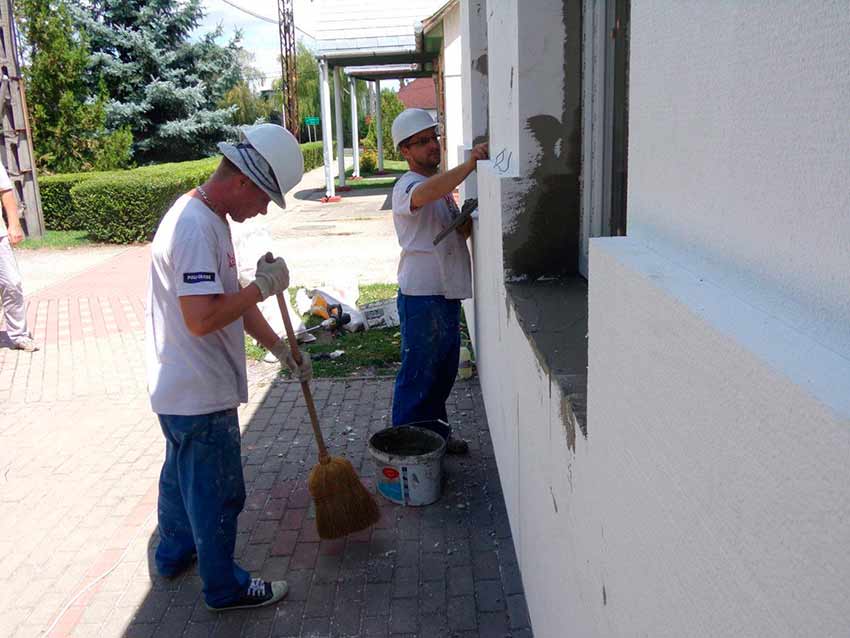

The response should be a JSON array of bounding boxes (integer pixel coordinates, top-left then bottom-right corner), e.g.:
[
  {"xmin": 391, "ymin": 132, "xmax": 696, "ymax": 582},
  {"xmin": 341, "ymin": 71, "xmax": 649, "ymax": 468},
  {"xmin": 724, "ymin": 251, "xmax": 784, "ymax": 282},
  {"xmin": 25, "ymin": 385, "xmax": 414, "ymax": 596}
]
[
  {"xmin": 442, "ymin": 5, "xmax": 463, "ymax": 171},
  {"xmin": 583, "ymin": 2, "xmax": 850, "ymax": 636},
  {"xmin": 587, "ymin": 237, "xmax": 850, "ymax": 637},
  {"xmin": 468, "ymin": 2, "xmax": 850, "ymax": 637},
  {"xmin": 628, "ymin": 3, "xmax": 850, "ymax": 358}
]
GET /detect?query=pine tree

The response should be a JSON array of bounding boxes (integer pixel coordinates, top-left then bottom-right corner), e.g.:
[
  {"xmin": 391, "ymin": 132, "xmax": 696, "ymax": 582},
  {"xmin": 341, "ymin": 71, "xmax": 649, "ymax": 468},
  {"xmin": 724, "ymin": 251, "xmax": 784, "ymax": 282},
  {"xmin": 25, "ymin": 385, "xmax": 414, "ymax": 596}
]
[
  {"xmin": 69, "ymin": 0, "xmax": 246, "ymax": 163},
  {"xmin": 15, "ymin": 0, "xmax": 133, "ymax": 173}
]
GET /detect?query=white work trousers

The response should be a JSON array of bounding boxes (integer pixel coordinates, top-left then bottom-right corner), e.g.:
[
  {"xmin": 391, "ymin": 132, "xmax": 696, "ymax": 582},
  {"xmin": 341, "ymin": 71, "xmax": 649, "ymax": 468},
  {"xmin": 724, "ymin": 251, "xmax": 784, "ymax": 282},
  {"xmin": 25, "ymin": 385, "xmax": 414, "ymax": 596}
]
[{"xmin": 0, "ymin": 236, "xmax": 28, "ymax": 342}]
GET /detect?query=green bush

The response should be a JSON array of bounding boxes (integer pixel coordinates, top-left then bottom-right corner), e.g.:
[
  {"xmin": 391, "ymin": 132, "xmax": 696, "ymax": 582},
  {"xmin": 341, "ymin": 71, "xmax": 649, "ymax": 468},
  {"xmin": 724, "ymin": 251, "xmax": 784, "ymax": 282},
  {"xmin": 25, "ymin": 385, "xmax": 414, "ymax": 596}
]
[
  {"xmin": 41, "ymin": 141, "xmax": 326, "ymax": 241},
  {"xmin": 39, "ymin": 171, "xmax": 105, "ymax": 230},
  {"xmin": 71, "ymin": 158, "xmax": 219, "ymax": 243},
  {"xmin": 359, "ymin": 149, "xmax": 378, "ymax": 174},
  {"xmin": 301, "ymin": 141, "xmax": 324, "ymax": 171}
]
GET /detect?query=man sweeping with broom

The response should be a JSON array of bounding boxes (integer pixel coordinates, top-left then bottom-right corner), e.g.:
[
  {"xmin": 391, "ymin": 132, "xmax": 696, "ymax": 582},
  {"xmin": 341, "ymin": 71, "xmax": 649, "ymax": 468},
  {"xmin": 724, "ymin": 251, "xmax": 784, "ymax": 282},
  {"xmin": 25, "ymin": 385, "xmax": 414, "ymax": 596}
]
[{"xmin": 145, "ymin": 123, "xmax": 313, "ymax": 611}]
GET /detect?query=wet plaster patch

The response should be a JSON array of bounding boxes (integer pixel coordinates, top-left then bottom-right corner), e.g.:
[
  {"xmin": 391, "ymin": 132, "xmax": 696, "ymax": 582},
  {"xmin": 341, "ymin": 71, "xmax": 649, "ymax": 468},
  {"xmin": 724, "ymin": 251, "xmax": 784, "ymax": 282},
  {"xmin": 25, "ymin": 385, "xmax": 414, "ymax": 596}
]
[{"xmin": 506, "ymin": 278, "xmax": 588, "ymax": 445}]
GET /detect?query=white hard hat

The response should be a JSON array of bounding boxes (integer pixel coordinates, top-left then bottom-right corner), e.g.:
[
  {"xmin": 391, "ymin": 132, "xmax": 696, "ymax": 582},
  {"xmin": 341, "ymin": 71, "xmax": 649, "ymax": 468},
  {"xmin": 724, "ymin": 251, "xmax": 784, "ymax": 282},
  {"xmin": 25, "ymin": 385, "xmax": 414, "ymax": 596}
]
[
  {"xmin": 391, "ymin": 108, "xmax": 437, "ymax": 149},
  {"xmin": 218, "ymin": 123, "xmax": 304, "ymax": 209}
]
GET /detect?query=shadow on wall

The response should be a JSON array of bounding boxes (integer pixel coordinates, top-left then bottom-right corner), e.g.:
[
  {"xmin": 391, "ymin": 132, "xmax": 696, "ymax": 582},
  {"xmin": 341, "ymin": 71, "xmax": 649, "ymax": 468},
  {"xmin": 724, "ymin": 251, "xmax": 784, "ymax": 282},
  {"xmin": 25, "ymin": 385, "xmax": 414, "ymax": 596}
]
[{"xmin": 502, "ymin": 0, "xmax": 583, "ymax": 282}]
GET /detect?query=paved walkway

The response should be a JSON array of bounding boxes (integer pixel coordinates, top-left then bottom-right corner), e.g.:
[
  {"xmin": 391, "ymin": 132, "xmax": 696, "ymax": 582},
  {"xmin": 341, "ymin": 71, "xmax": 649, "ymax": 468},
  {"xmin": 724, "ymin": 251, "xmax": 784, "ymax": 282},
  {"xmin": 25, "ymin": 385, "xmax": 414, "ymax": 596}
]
[{"xmin": 0, "ymin": 180, "xmax": 532, "ymax": 637}]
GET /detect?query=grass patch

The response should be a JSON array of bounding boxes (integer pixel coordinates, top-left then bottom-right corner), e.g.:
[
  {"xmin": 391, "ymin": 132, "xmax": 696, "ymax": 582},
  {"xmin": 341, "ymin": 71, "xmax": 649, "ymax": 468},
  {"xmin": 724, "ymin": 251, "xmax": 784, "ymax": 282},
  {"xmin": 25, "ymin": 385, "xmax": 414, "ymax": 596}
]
[
  {"xmin": 16, "ymin": 229, "xmax": 96, "ymax": 250},
  {"xmin": 248, "ymin": 283, "xmax": 402, "ymax": 377},
  {"xmin": 345, "ymin": 159, "xmax": 407, "ymax": 178},
  {"xmin": 346, "ymin": 177, "xmax": 397, "ymax": 190}
]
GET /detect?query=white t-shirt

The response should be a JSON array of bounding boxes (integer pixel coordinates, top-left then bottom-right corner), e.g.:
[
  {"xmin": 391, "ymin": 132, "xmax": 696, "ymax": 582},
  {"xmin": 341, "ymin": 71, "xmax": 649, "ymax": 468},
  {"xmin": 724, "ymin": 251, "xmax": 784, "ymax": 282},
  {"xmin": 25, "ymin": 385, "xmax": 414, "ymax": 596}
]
[
  {"xmin": 392, "ymin": 171, "xmax": 472, "ymax": 300},
  {"xmin": 145, "ymin": 195, "xmax": 248, "ymax": 415},
  {"xmin": 0, "ymin": 162, "xmax": 13, "ymax": 239}
]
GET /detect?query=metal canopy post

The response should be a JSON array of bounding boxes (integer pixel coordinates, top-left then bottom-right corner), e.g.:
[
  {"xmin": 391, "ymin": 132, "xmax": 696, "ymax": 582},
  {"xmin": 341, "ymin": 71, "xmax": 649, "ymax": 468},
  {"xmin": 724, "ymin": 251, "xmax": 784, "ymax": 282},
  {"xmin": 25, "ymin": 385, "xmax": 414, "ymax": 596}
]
[
  {"xmin": 375, "ymin": 80, "xmax": 384, "ymax": 173},
  {"xmin": 349, "ymin": 75, "xmax": 360, "ymax": 178},
  {"xmin": 333, "ymin": 67, "xmax": 346, "ymax": 188},
  {"xmin": 318, "ymin": 59, "xmax": 336, "ymax": 200}
]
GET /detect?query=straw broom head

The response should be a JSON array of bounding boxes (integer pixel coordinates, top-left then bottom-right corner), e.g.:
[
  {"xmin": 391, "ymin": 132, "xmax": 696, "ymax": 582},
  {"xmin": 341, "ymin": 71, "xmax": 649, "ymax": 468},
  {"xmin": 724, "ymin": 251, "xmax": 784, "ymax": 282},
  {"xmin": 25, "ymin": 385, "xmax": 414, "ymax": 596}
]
[{"xmin": 308, "ymin": 455, "xmax": 381, "ymax": 540}]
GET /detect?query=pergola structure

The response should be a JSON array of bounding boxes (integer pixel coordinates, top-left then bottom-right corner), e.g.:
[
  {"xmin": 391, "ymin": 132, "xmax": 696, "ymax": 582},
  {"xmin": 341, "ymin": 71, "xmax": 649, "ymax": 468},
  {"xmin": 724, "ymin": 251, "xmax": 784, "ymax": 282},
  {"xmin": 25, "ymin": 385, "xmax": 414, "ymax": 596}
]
[{"xmin": 311, "ymin": 0, "xmax": 447, "ymax": 201}]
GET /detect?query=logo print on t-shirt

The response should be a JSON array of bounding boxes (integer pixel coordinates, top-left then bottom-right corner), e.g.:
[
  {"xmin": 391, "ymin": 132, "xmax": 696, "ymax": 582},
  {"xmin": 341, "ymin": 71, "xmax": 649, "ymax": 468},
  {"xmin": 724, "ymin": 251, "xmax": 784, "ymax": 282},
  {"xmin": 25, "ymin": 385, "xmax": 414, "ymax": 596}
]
[{"xmin": 184, "ymin": 272, "xmax": 215, "ymax": 284}]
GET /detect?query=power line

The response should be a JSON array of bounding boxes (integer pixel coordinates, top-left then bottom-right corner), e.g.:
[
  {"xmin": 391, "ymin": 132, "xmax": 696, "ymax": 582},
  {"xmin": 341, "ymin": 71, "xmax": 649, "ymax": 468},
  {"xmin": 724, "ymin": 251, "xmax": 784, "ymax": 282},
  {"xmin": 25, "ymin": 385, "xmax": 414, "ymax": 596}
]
[{"xmin": 217, "ymin": 0, "xmax": 317, "ymax": 39}]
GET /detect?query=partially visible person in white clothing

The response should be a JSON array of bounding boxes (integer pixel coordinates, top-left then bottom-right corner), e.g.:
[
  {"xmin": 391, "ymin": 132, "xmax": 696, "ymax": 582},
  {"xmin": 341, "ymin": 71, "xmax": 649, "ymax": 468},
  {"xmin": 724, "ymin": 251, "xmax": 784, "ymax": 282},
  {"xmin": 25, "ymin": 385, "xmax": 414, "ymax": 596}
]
[{"xmin": 0, "ymin": 161, "xmax": 38, "ymax": 352}]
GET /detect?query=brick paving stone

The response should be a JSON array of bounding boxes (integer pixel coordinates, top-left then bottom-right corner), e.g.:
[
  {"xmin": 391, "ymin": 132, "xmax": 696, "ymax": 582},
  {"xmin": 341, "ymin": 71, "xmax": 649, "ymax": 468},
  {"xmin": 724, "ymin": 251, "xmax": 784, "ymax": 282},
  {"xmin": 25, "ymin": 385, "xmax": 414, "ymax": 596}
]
[{"xmin": 2, "ymin": 261, "xmax": 534, "ymax": 638}]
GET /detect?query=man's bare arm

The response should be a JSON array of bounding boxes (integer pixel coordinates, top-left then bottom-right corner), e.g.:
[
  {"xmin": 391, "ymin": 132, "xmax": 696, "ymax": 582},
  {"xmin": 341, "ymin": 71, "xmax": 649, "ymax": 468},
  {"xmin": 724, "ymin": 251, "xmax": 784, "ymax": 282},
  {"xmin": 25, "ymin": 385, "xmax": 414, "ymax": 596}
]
[
  {"xmin": 179, "ymin": 284, "xmax": 263, "ymax": 337},
  {"xmin": 410, "ymin": 144, "xmax": 488, "ymax": 210}
]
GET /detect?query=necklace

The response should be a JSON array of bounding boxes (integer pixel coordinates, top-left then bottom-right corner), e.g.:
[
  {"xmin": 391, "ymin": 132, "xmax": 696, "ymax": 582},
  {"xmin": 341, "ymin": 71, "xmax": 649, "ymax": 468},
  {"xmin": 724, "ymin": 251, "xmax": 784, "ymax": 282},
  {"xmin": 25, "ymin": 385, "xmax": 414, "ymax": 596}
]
[
  {"xmin": 196, "ymin": 185, "xmax": 214, "ymax": 209},
  {"xmin": 196, "ymin": 185, "xmax": 231, "ymax": 231}
]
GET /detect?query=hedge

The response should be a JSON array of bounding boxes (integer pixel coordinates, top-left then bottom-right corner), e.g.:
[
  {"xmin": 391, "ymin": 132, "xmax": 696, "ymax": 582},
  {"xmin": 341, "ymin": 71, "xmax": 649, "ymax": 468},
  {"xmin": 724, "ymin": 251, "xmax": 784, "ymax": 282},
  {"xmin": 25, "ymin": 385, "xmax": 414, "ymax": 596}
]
[
  {"xmin": 42, "ymin": 142, "xmax": 327, "ymax": 243},
  {"xmin": 39, "ymin": 171, "xmax": 107, "ymax": 230},
  {"xmin": 71, "ymin": 157, "xmax": 219, "ymax": 244}
]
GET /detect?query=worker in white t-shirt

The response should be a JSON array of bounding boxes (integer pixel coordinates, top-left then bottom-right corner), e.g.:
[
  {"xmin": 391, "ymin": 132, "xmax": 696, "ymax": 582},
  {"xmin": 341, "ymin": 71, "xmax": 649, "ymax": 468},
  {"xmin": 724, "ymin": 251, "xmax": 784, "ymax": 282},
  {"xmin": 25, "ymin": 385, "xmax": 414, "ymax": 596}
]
[
  {"xmin": 0, "ymin": 161, "xmax": 37, "ymax": 351},
  {"xmin": 389, "ymin": 109, "xmax": 488, "ymax": 454},
  {"xmin": 145, "ymin": 123, "xmax": 311, "ymax": 612}
]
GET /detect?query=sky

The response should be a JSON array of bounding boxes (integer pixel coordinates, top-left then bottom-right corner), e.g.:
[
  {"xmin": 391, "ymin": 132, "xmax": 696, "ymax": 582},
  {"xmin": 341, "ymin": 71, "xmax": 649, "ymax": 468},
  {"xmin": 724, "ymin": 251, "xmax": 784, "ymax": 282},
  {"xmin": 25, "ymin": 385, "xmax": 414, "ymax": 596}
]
[{"xmin": 197, "ymin": 0, "xmax": 321, "ymax": 90}]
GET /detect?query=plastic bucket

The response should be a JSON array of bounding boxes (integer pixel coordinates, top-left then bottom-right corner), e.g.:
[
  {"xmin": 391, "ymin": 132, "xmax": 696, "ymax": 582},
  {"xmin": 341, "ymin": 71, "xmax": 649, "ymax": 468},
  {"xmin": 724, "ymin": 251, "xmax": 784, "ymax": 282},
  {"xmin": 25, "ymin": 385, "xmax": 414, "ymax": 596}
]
[{"xmin": 368, "ymin": 426, "xmax": 446, "ymax": 506}]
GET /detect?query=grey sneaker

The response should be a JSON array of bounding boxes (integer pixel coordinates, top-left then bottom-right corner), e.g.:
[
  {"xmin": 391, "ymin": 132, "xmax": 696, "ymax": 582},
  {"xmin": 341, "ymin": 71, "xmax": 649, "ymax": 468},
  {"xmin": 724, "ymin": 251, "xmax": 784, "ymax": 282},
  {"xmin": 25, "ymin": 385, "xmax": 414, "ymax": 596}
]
[
  {"xmin": 12, "ymin": 336, "xmax": 39, "ymax": 352},
  {"xmin": 205, "ymin": 578, "xmax": 288, "ymax": 612}
]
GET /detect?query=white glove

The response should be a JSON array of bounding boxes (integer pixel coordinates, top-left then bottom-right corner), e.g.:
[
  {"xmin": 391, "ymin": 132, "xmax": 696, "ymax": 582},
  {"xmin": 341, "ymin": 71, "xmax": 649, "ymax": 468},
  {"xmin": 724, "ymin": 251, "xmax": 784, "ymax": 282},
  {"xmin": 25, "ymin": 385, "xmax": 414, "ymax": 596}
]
[
  {"xmin": 270, "ymin": 339, "xmax": 313, "ymax": 382},
  {"xmin": 253, "ymin": 255, "xmax": 289, "ymax": 300}
]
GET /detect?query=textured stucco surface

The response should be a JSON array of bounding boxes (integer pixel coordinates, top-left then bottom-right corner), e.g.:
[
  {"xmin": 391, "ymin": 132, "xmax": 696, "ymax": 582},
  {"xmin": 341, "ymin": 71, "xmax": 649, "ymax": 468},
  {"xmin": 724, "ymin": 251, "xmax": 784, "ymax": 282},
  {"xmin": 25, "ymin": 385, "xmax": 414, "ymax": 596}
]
[
  {"xmin": 466, "ymin": 2, "xmax": 850, "ymax": 637},
  {"xmin": 587, "ymin": 237, "xmax": 850, "ymax": 637},
  {"xmin": 441, "ymin": 4, "xmax": 464, "ymax": 171},
  {"xmin": 628, "ymin": 2, "xmax": 850, "ymax": 358}
]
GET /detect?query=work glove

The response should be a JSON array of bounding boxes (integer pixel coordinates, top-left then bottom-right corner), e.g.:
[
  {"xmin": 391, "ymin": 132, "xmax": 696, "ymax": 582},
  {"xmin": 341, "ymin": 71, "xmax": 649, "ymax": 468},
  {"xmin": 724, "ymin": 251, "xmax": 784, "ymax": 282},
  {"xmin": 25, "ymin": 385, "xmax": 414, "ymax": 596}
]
[
  {"xmin": 270, "ymin": 339, "xmax": 313, "ymax": 382},
  {"xmin": 253, "ymin": 255, "xmax": 289, "ymax": 300}
]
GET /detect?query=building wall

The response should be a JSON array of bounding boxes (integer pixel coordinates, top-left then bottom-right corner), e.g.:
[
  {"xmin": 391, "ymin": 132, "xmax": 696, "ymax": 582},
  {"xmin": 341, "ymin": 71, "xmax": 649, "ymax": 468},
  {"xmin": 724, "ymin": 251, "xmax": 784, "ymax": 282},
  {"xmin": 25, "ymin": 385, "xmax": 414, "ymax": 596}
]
[
  {"xmin": 466, "ymin": 1, "xmax": 850, "ymax": 637},
  {"xmin": 441, "ymin": 4, "xmax": 464, "ymax": 171},
  {"xmin": 589, "ymin": 3, "xmax": 850, "ymax": 637},
  {"xmin": 627, "ymin": 3, "xmax": 850, "ymax": 359}
]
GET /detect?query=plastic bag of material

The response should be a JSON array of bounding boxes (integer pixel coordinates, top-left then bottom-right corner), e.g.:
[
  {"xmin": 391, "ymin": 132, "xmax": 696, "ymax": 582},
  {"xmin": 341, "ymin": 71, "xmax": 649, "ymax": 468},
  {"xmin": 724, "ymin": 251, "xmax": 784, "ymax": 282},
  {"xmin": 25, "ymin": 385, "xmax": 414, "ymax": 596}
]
[{"xmin": 229, "ymin": 220, "xmax": 307, "ymax": 340}]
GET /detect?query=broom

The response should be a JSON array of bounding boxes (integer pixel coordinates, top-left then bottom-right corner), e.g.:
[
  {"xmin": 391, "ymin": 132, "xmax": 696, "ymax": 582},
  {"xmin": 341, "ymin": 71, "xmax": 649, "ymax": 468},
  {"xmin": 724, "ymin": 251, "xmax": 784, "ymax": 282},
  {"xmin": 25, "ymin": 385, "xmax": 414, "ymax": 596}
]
[{"xmin": 267, "ymin": 255, "xmax": 381, "ymax": 539}]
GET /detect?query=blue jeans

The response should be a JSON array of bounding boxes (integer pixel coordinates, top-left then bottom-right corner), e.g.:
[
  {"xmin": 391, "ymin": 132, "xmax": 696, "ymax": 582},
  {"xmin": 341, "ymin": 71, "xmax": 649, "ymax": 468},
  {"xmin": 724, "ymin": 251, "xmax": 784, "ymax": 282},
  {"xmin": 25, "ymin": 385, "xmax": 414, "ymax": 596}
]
[
  {"xmin": 392, "ymin": 293, "xmax": 461, "ymax": 439},
  {"xmin": 155, "ymin": 408, "xmax": 250, "ymax": 607}
]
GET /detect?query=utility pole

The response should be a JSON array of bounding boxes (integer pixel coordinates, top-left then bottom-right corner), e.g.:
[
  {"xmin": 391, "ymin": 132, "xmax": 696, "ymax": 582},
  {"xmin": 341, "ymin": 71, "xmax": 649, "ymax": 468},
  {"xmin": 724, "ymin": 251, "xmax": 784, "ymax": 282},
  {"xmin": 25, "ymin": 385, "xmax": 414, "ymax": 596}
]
[
  {"xmin": 0, "ymin": 0, "xmax": 43, "ymax": 237},
  {"xmin": 277, "ymin": 0, "xmax": 299, "ymax": 139}
]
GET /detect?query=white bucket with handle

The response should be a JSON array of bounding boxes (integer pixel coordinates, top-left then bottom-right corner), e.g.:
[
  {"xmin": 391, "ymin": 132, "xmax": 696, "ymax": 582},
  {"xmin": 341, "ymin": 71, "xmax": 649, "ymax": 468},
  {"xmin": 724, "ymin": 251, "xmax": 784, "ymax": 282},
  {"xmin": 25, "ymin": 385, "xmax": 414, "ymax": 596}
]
[{"xmin": 368, "ymin": 425, "xmax": 446, "ymax": 506}]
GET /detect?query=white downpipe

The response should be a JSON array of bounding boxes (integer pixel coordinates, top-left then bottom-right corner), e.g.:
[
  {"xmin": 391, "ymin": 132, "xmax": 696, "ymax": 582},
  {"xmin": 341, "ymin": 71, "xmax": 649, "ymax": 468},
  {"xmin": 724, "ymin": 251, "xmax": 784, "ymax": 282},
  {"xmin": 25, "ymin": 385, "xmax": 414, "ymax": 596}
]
[
  {"xmin": 375, "ymin": 79, "xmax": 384, "ymax": 172},
  {"xmin": 333, "ymin": 66, "xmax": 346, "ymax": 188},
  {"xmin": 350, "ymin": 75, "xmax": 360, "ymax": 178},
  {"xmin": 318, "ymin": 59, "xmax": 335, "ymax": 198}
]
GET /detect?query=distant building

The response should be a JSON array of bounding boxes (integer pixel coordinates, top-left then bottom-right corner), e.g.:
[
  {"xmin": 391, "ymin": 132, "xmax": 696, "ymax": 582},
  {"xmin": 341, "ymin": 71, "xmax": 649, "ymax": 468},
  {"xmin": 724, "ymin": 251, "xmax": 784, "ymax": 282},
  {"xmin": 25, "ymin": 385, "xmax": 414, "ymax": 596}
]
[{"xmin": 397, "ymin": 77, "xmax": 437, "ymax": 120}]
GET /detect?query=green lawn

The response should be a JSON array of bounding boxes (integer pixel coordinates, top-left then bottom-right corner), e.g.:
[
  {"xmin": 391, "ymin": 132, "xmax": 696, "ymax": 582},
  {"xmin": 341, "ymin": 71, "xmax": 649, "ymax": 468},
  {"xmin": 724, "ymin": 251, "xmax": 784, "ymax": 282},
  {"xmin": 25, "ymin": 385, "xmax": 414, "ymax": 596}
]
[
  {"xmin": 346, "ymin": 177, "xmax": 397, "ymax": 190},
  {"xmin": 16, "ymin": 230, "xmax": 96, "ymax": 250},
  {"xmin": 247, "ymin": 283, "xmax": 402, "ymax": 378},
  {"xmin": 345, "ymin": 159, "xmax": 407, "ymax": 178}
]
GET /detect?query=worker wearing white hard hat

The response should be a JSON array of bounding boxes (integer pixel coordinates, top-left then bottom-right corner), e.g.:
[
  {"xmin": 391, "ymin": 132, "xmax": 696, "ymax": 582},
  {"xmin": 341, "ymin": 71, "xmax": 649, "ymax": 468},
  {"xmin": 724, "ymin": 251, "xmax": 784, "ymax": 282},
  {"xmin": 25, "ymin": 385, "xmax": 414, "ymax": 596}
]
[
  {"xmin": 145, "ymin": 123, "xmax": 310, "ymax": 612},
  {"xmin": 389, "ymin": 109, "xmax": 488, "ymax": 455}
]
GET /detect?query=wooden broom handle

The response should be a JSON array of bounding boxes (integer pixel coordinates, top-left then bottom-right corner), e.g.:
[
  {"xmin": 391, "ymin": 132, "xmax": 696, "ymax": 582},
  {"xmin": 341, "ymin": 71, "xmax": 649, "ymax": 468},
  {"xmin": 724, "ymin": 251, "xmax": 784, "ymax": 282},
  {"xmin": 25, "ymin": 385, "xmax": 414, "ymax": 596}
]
[{"xmin": 265, "ymin": 253, "xmax": 330, "ymax": 462}]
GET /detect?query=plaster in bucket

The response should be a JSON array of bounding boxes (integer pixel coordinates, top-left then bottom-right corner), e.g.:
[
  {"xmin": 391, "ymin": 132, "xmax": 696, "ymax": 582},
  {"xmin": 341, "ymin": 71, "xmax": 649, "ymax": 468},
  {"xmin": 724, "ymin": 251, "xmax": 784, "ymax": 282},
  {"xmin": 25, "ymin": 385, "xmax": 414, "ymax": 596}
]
[{"xmin": 368, "ymin": 425, "xmax": 446, "ymax": 506}]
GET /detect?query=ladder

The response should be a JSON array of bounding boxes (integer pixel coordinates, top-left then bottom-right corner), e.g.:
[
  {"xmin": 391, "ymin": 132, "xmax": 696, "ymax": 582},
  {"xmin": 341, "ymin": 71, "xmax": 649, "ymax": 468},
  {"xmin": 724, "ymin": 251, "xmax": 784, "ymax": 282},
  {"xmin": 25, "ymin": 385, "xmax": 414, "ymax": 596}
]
[{"xmin": 0, "ymin": 0, "xmax": 44, "ymax": 238}]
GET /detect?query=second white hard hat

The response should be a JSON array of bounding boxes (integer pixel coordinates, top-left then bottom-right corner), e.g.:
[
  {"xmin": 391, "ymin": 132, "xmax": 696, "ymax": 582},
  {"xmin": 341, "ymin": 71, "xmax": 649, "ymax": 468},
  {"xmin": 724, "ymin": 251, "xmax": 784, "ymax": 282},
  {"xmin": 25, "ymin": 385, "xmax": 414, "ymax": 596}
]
[
  {"xmin": 218, "ymin": 123, "xmax": 304, "ymax": 209},
  {"xmin": 391, "ymin": 108, "xmax": 438, "ymax": 149}
]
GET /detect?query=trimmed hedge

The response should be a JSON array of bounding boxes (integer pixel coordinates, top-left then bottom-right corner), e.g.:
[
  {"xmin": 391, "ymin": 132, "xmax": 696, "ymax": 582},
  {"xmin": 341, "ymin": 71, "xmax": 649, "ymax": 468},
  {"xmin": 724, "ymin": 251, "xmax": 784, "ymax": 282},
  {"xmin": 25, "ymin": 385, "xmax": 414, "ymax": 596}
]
[
  {"xmin": 71, "ymin": 157, "xmax": 219, "ymax": 244},
  {"xmin": 301, "ymin": 142, "xmax": 324, "ymax": 171},
  {"xmin": 42, "ymin": 142, "xmax": 326, "ymax": 243},
  {"xmin": 39, "ymin": 171, "xmax": 106, "ymax": 230}
]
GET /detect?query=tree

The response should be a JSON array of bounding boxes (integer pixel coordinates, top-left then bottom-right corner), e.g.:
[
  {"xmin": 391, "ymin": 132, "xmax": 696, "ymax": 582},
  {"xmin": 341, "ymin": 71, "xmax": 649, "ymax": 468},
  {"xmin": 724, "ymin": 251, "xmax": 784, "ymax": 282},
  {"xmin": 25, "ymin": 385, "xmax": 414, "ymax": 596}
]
[
  {"xmin": 15, "ymin": 0, "xmax": 133, "ymax": 173},
  {"xmin": 68, "ymin": 0, "xmax": 245, "ymax": 163}
]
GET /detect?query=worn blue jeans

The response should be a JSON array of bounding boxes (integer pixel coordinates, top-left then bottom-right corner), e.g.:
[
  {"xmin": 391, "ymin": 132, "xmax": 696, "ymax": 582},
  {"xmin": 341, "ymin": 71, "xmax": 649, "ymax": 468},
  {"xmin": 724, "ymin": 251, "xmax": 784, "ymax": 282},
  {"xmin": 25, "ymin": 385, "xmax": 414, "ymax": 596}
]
[
  {"xmin": 155, "ymin": 408, "xmax": 250, "ymax": 607},
  {"xmin": 391, "ymin": 293, "xmax": 461, "ymax": 439}
]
